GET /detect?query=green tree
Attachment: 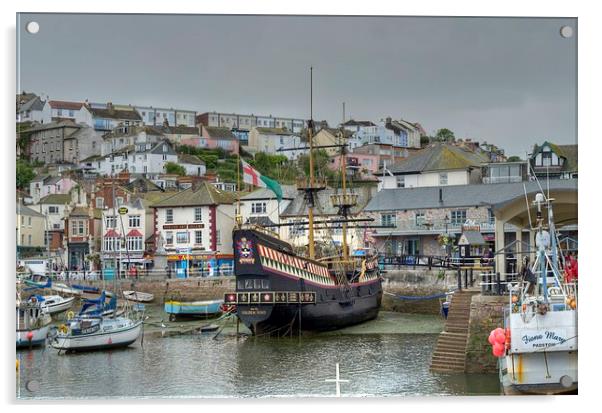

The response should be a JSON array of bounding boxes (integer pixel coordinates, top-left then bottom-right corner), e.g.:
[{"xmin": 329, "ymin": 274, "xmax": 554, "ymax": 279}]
[
  {"xmin": 16, "ymin": 159, "xmax": 35, "ymax": 189},
  {"xmin": 507, "ymin": 155, "xmax": 522, "ymax": 162},
  {"xmin": 434, "ymin": 128, "xmax": 455, "ymax": 142},
  {"xmin": 420, "ymin": 135, "xmax": 431, "ymax": 147},
  {"xmin": 298, "ymin": 149, "xmax": 336, "ymax": 183},
  {"xmin": 164, "ymin": 162, "xmax": 186, "ymax": 176}
]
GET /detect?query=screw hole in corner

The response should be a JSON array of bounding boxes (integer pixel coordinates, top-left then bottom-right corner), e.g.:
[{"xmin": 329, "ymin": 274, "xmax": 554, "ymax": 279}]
[
  {"xmin": 26, "ymin": 21, "xmax": 40, "ymax": 34},
  {"xmin": 560, "ymin": 25, "xmax": 573, "ymax": 39}
]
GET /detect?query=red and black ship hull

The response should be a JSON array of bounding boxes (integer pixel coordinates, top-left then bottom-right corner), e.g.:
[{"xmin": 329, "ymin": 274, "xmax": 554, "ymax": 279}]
[{"xmin": 226, "ymin": 228, "xmax": 382, "ymax": 335}]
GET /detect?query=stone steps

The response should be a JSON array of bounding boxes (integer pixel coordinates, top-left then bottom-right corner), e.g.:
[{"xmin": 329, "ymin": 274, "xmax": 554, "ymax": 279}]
[{"xmin": 430, "ymin": 290, "xmax": 476, "ymax": 373}]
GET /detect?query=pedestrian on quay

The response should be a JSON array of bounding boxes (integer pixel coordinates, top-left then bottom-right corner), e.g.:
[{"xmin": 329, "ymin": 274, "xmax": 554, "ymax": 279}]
[{"xmin": 520, "ymin": 256, "xmax": 536, "ymax": 295}]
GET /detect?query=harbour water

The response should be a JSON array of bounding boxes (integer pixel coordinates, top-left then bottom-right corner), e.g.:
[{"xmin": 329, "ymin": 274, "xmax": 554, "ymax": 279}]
[{"xmin": 16, "ymin": 311, "xmax": 500, "ymax": 399}]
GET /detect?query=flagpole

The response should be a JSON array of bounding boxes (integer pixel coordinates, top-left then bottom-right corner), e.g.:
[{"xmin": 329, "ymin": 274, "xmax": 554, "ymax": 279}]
[{"xmin": 236, "ymin": 142, "xmax": 242, "ymax": 228}]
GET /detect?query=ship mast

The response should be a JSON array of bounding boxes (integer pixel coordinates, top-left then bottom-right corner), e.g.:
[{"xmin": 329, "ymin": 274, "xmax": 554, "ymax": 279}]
[
  {"xmin": 339, "ymin": 106, "xmax": 349, "ymax": 262},
  {"xmin": 307, "ymin": 67, "xmax": 316, "ymax": 259}
]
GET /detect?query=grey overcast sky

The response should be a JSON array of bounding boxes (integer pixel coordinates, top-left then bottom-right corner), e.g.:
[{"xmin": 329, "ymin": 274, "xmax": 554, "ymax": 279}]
[{"xmin": 17, "ymin": 14, "xmax": 576, "ymax": 156}]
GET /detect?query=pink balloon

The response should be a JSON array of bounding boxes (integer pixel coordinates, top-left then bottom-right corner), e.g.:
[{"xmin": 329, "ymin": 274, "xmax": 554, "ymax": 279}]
[
  {"xmin": 493, "ymin": 346, "xmax": 505, "ymax": 357},
  {"xmin": 494, "ymin": 327, "xmax": 505, "ymax": 336},
  {"xmin": 488, "ymin": 333, "xmax": 496, "ymax": 345},
  {"xmin": 493, "ymin": 342, "xmax": 505, "ymax": 357},
  {"xmin": 494, "ymin": 332, "xmax": 505, "ymax": 345}
]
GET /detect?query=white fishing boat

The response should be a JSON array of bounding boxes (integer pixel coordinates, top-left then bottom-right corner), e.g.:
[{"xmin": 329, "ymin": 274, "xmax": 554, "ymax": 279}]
[
  {"xmin": 51, "ymin": 316, "xmax": 143, "ymax": 352},
  {"xmin": 497, "ymin": 193, "xmax": 578, "ymax": 395},
  {"xmin": 40, "ymin": 295, "xmax": 76, "ymax": 315},
  {"xmin": 16, "ymin": 297, "xmax": 52, "ymax": 348},
  {"xmin": 123, "ymin": 290, "xmax": 154, "ymax": 303}
]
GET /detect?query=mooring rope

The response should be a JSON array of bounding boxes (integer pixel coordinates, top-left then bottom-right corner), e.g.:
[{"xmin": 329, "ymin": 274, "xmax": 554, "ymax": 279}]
[{"xmin": 383, "ymin": 290, "xmax": 456, "ymax": 301}]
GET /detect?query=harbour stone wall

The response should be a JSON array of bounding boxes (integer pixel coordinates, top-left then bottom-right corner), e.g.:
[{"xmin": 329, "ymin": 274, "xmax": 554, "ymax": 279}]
[
  {"xmin": 381, "ymin": 269, "xmax": 457, "ymax": 314},
  {"xmin": 465, "ymin": 294, "xmax": 507, "ymax": 373},
  {"xmin": 73, "ymin": 268, "xmax": 458, "ymax": 314}
]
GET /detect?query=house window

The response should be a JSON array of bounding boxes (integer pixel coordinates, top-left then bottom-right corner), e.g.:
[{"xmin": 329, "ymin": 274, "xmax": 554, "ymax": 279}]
[
  {"xmin": 415, "ymin": 211, "xmax": 426, "ymax": 226},
  {"xmin": 439, "ymin": 173, "xmax": 448, "ymax": 185},
  {"xmin": 216, "ymin": 229, "xmax": 221, "ymax": 246},
  {"xmin": 96, "ymin": 197, "xmax": 104, "ymax": 208},
  {"xmin": 396, "ymin": 176, "xmax": 405, "ymax": 188},
  {"xmin": 194, "ymin": 207, "xmax": 202, "ymax": 222},
  {"xmin": 176, "ymin": 231, "xmax": 189, "ymax": 244},
  {"xmin": 165, "ymin": 231, "xmax": 173, "ymax": 245},
  {"xmin": 451, "ymin": 209, "xmax": 467, "ymax": 225},
  {"xmin": 127, "ymin": 236, "xmax": 143, "ymax": 251},
  {"xmin": 195, "ymin": 230, "xmax": 202, "ymax": 245},
  {"xmin": 104, "ymin": 237, "xmax": 116, "ymax": 252},
  {"xmin": 71, "ymin": 220, "xmax": 85, "ymax": 236},
  {"xmin": 165, "ymin": 209, "xmax": 173, "ymax": 223},
  {"xmin": 116, "ymin": 197, "xmax": 124, "ymax": 206},
  {"xmin": 48, "ymin": 206, "xmax": 59, "ymax": 214},
  {"xmin": 105, "ymin": 216, "xmax": 117, "ymax": 229},
  {"xmin": 129, "ymin": 215, "xmax": 141, "ymax": 228},
  {"xmin": 381, "ymin": 213, "xmax": 396, "ymax": 227},
  {"xmin": 28, "ymin": 234, "xmax": 32, "ymax": 245},
  {"xmin": 251, "ymin": 202, "xmax": 267, "ymax": 214},
  {"xmin": 488, "ymin": 208, "xmax": 495, "ymax": 224}
]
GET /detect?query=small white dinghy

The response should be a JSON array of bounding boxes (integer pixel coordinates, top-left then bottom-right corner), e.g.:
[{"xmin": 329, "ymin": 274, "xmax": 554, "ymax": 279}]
[
  {"xmin": 123, "ymin": 291, "xmax": 154, "ymax": 303},
  {"xmin": 51, "ymin": 316, "xmax": 142, "ymax": 352},
  {"xmin": 41, "ymin": 295, "xmax": 76, "ymax": 315}
]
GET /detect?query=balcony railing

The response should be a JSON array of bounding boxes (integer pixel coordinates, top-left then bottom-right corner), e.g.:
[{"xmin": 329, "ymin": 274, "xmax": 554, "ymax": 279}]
[
  {"xmin": 482, "ymin": 176, "xmax": 523, "ymax": 184},
  {"xmin": 375, "ymin": 219, "xmax": 495, "ymax": 234}
]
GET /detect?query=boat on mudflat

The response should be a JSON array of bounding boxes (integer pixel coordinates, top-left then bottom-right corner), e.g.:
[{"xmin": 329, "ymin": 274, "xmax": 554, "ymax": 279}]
[
  {"xmin": 164, "ymin": 299, "xmax": 223, "ymax": 321},
  {"xmin": 51, "ymin": 316, "xmax": 142, "ymax": 352},
  {"xmin": 16, "ymin": 296, "xmax": 51, "ymax": 348},
  {"xmin": 123, "ymin": 290, "xmax": 154, "ymax": 303},
  {"xmin": 225, "ymin": 227, "xmax": 382, "ymax": 335},
  {"xmin": 40, "ymin": 295, "xmax": 76, "ymax": 315}
]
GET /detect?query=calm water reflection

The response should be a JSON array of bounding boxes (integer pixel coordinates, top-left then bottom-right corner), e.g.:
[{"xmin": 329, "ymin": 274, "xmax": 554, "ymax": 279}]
[{"xmin": 17, "ymin": 333, "xmax": 500, "ymax": 399}]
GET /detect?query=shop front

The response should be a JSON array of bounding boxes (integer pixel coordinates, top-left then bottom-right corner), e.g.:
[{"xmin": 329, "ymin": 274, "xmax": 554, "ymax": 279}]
[{"xmin": 167, "ymin": 253, "xmax": 234, "ymax": 278}]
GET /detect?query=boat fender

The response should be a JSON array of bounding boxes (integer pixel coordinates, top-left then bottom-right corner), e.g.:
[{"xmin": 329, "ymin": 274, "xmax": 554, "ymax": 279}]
[
  {"xmin": 26, "ymin": 331, "xmax": 34, "ymax": 341},
  {"xmin": 66, "ymin": 311, "xmax": 75, "ymax": 320},
  {"xmin": 59, "ymin": 324, "xmax": 68, "ymax": 334}
]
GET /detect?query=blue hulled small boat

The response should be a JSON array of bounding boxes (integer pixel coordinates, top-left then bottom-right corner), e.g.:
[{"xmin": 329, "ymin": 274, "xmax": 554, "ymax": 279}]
[{"xmin": 164, "ymin": 299, "xmax": 223, "ymax": 321}]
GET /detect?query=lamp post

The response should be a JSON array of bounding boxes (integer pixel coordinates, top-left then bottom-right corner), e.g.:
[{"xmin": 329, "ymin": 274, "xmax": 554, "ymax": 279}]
[{"xmin": 444, "ymin": 214, "xmax": 451, "ymax": 258}]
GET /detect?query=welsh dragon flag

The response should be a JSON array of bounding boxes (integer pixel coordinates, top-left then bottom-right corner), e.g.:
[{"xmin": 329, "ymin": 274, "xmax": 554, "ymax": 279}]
[{"xmin": 242, "ymin": 159, "xmax": 283, "ymax": 201}]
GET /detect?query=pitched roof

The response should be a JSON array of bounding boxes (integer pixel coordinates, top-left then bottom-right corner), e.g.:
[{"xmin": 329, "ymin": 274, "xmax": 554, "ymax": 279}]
[
  {"xmin": 164, "ymin": 125, "xmax": 199, "ymax": 135},
  {"xmin": 204, "ymin": 126, "xmax": 237, "ymax": 140},
  {"xmin": 38, "ymin": 194, "xmax": 71, "ymax": 205},
  {"xmin": 17, "ymin": 93, "xmax": 45, "ymax": 112},
  {"xmin": 151, "ymin": 182, "xmax": 236, "ymax": 208},
  {"xmin": 531, "ymin": 142, "xmax": 578, "ymax": 172},
  {"xmin": 254, "ymin": 127, "xmax": 296, "ymax": 136},
  {"xmin": 459, "ymin": 231, "xmax": 486, "ymax": 245},
  {"xmin": 341, "ymin": 120, "xmax": 376, "ymax": 127},
  {"xmin": 178, "ymin": 154, "xmax": 205, "ymax": 166},
  {"xmin": 48, "ymin": 100, "xmax": 84, "ymax": 110},
  {"xmin": 364, "ymin": 179, "xmax": 577, "ymax": 212},
  {"xmin": 124, "ymin": 177, "xmax": 165, "ymax": 193},
  {"xmin": 17, "ymin": 204, "xmax": 44, "ymax": 218},
  {"xmin": 88, "ymin": 105, "xmax": 142, "ymax": 121},
  {"xmin": 69, "ymin": 206, "xmax": 103, "ymax": 219},
  {"xmin": 24, "ymin": 120, "xmax": 81, "ymax": 133},
  {"xmin": 376, "ymin": 143, "xmax": 489, "ymax": 175},
  {"xmin": 557, "ymin": 144, "xmax": 578, "ymax": 171}
]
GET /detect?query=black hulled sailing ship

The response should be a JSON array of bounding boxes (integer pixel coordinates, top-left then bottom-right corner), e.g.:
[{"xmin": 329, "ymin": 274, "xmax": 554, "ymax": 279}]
[{"xmin": 225, "ymin": 71, "xmax": 383, "ymax": 335}]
